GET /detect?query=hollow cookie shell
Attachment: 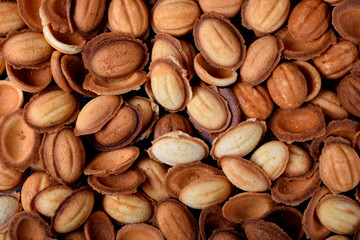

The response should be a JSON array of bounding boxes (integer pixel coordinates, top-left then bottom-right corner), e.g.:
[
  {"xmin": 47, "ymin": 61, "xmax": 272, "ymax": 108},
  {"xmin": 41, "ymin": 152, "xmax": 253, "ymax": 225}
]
[
  {"xmin": 135, "ymin": 157, "xmax": 170, "ymax": 202},
  {"xmin": 50, "ymin": 51, "xmax": 72, "ymax": 93},
  {"xmin": 293, "ymin": 61, "xmax": 322, "ymax": 102},
  {"xmin": 84, "ymin": 211, "xmax": 115, "ymax": 240},
  {"xmin": 199, "ymin": 204, "xmax": 238, "ymax": 240},
  {"xmin": 261, "ymin": 206, "xmax": 304, "ymax": 240},
  {"xmin": 276, "ymin": 27, "xmax": 337, "ymax": 61},
  {"xmin": 194, "ymin": 53, "xmax": 237, "ymax": 87},
  {"xmin": 127, "ymin": 96, "xmax": 159, "ymax": 141},
  {"xmin": 332, "ymin": 0, "xmax": 360, "ymax": 44},
  {"xmin": 0, "ymin": 109, "xmax": 41, "ymax": 171},
  {"xmin": 17, "ymin": 0, "xmax": 43, "ymax": 32},
  {"xmin": 83, "ymin": 71, "xmax": 148, "ymax": 96},
  {"xmin": 39, "ymin": 0, "xmax": 71, "ymax": 33},
  {"xmin": 222, "ymin": 192, "xmax": 276, "ymax": 224},
  {"xmin": 269, "ymin": 104, "xmax": 325, "ymax": 144},
  {"xmin": 8, "ymin": 212, "xmax": 52, "ymax": 240},
  {"xmin": 88, "ymin": 168, "xmax": 146, "ymax": 195},
  {"xmin": 310, "ymin": 119, "xmax": 360, "ymax": 160},
  {"xmin": 302, "ymin": 186, "xmax": 331, "ymax": 240},
  {"xmin": 271, "ymin": 164, "xmax": 321, "ymax": 206},
  {"xmin": 216, "ymin": 87, "xmax": 242, "ymax": 128},
  {"xmin": 5, "ymin": 62, "xmax": 52, "ymax": 93},
  {"xmin": 84, "ymin": 146, "xmax": 139, "ymax": 177},
  {"xmin": 0, "ymin": 81, "xmax": 23, "ymax": 118},
  {"xmin": 42, "ymin": 25, "xmax": 87, "ymax": 55},
  {"xmin": 59, "ymin": 54, "xmax": 97, "ymax": 97}
]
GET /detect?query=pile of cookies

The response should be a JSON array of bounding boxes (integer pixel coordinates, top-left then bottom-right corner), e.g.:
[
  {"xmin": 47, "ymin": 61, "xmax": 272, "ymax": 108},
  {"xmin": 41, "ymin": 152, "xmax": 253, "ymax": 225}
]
[{"xmin": 0, "ymin": 0, "xmax": 360, "ymax": 239}]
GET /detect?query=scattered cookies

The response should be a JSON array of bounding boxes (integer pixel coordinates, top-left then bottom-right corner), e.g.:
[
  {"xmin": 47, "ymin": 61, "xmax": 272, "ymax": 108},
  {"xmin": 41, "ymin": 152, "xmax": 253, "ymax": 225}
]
[{"xmin": 0, "ymin": 0, "xmax": 360, "ymax": 239}]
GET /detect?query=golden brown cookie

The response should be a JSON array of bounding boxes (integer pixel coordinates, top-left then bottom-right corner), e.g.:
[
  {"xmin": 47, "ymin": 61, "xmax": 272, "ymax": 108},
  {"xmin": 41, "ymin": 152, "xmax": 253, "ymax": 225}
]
[
  {"xmin": 240, "ymin": 35, "xmax": 283, "ymax": 86},
  {"xmin": 75, "ymin": 95, "xmax": 123, "ymax": 136},
  {"xmin": 108, "ymin": 0, "xmax": 149, "ymax": 39},
  {"xmin": 287, "ymin": 0, "xmax": 330, "ymax": 41},
  {"xmin": 24, "ymin": 88, "xmax": 79, "ymax": 133},
  {"xmin": 241, "ymin": 0, "xmax": 290, "ymax": 35},
  {"xmin": 115, "ymin": 224, "xmax": 164, "ymax": 240},
  {"xmin": 194, "ymin": 13, "xmax": 246, "ymax": 71},
  {"xmin": 0, "ymin": 2, "xmax": 26, "ymax": 37},
  {"xmin": 151, "ymin": 0, "xmax": 200, "ymax": 37},
  {"xmin": 1, "ymin": 30, "xmax": 53, "ymax": 69}
]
